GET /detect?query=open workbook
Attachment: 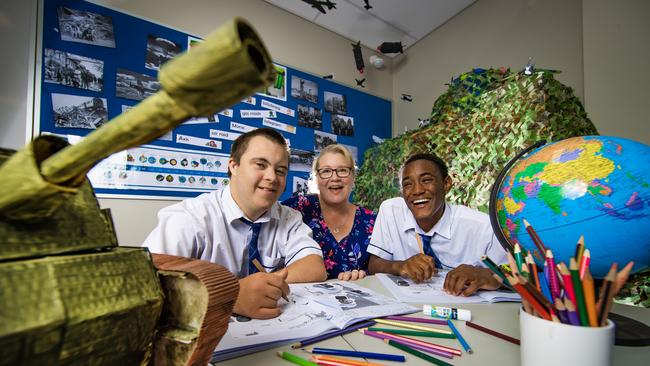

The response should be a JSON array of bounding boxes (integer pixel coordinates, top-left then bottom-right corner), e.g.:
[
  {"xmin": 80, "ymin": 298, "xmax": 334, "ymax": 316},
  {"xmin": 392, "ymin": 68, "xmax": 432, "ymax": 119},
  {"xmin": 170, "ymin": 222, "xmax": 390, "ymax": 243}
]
[
  {"xmin": 212, "ymin": 281, "xmax": 418, "ymax": 361},
  {"xmin": 377, "ymin": 270, "xmax": 521, "ymax": 304}
]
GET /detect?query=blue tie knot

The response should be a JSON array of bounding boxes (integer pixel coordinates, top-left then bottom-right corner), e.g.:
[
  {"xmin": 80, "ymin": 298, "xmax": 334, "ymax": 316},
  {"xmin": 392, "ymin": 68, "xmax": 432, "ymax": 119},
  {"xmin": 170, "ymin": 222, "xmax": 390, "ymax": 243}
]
[{"xmin": 241, "ymin": 218, "xmax": 262, "ymax": 274}]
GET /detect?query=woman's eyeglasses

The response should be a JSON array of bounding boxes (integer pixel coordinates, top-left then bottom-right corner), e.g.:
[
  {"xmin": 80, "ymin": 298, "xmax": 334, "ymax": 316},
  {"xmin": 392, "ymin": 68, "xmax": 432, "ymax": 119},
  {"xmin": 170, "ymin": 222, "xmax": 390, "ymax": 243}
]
[{"xmin": 317, "ymin": 167, "xmax": 352, "ymax": 179}]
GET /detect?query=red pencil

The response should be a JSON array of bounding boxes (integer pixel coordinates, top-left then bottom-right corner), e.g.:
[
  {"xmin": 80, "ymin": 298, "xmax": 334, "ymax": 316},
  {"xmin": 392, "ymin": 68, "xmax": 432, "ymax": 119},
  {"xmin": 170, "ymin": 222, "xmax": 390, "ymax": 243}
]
[
  {"xmin": 466, "ymin": 321, "xmax": 520, "ymax": 345},
  {"xmin": 578, "ymin": 249, "xmax": 591, "ymax": 280},
  {"xmin": 508, "ymin": 275, "xmax": 551, "ymax": 320}
]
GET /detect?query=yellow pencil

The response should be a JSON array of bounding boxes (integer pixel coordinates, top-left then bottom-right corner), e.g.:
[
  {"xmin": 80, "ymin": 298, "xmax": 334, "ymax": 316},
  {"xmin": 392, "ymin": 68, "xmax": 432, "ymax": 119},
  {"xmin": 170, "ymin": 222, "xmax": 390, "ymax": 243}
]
[{"xmin": 373, "ymin": 318, "xmax": 453, "ymax": 335}]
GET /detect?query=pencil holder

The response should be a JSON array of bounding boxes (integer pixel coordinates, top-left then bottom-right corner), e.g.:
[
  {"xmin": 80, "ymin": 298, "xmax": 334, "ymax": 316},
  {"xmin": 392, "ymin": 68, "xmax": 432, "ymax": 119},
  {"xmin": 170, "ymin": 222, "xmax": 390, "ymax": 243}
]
[{"xmin": 520, "ymin": 307, "xmax": 615, "ymax": 366}]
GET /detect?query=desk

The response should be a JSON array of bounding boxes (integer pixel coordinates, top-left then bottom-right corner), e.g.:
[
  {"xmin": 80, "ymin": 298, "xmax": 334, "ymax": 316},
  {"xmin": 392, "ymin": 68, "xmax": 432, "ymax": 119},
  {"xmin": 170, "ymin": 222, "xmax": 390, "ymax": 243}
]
[{"xmin": 218, "ymin": 275, "xmax": 650, "ymax": 365}]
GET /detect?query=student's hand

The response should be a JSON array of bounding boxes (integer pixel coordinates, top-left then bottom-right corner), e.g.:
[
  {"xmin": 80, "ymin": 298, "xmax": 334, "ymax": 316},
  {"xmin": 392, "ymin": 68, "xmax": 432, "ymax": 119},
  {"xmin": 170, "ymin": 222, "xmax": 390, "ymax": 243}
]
[
  {"xmin": 443, "ymin": 264, "xmax": 500, "ymax": 296},
  {"xmin": 233, "ymin": 268, "xmax": 290, "ymax": 319},
  {"xmin": 338, "ymin": 269, "xmax": 367, "ymax": 281},
  {"xmin": 399, "ymin": 254, "xmax": 437, "ymax": 283}
]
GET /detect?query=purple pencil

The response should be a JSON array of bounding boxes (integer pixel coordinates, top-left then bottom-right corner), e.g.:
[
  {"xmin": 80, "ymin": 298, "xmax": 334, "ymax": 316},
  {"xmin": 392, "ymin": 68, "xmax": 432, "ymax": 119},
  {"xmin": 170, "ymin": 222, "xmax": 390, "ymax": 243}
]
[
  {"xmin": 564, "ymin": 298, "xmax": 581, "ymax": 326},
  {"xmin": 360, "ymin": 329, "xmax": 456, "ymax": 359},
  {"xmin": 291, "ymin": 320, "xmax": 376, "ymax": 348},
  {"xmin": 383, "ymin": 315, "xmax": 447, "ymax": 326}
]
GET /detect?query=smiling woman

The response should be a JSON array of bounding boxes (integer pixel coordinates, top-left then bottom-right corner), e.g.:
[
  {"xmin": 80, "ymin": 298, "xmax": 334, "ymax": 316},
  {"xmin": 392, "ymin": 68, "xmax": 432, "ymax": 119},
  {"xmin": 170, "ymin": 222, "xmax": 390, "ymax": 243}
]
[{"xmin": 282, "ymin": 144, "xmax": 376, "ymax": 280}]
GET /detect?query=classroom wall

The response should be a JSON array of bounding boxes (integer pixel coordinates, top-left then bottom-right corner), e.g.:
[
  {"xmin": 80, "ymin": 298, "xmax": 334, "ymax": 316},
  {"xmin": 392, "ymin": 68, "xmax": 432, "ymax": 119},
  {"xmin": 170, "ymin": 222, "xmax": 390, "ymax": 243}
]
[
  {"xmin": 392, "ymin": 0, "xmax": 584, "ymax": 135},
  {"xmin": 582, "ymin": 0, "xmax": 650, "ymax": 144}
]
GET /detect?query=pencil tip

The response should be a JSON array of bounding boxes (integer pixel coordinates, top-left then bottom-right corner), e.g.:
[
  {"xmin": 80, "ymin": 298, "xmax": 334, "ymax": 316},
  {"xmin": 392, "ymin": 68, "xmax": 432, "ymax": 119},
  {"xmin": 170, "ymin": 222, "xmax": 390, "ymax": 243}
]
[{"xmin": 468, "ymin": 349, "xmax": 474, "ymax": 354}]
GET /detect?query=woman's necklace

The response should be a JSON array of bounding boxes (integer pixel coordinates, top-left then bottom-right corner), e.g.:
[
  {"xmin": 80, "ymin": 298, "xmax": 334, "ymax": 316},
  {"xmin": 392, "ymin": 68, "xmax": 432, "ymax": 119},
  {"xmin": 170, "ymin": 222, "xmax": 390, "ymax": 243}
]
[{"xmin": 323, "ymin": 203, "xmax": 353, "ymax": 235}]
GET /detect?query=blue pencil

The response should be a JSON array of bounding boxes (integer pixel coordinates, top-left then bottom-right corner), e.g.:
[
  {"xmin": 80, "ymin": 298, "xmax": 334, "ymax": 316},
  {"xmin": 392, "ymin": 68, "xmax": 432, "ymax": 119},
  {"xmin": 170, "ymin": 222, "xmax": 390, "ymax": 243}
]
[
  {"xmin": 305, "ymin": 347, "xmax": 406, "ymax": 362},
  {"xmin": 446, "ymin": 319, "xmax": 473, "ymax": 354},
  {"xmin": 538, "ymin": 272, "xmax": 554, "ymax": 303}
]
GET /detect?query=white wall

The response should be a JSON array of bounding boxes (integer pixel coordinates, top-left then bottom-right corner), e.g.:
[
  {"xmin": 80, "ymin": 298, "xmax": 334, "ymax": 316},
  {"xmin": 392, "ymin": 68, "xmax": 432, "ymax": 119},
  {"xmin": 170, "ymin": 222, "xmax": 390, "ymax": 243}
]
[
  {"xmin": 582, "ymin": 0, "xmax": 650, "ymax": 144},
  {"xmin": 88, "ymin": 0, "xmax": 394, "ymax": 245},
  {"xmin": 392, "ymin": 0, "xmax": 584, "ymax": 135}
]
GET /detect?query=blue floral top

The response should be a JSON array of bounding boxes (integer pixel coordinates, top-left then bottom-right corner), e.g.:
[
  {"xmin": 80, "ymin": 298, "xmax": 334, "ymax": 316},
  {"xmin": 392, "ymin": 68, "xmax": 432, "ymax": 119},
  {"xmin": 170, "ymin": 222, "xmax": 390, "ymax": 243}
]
[{"xmin": 281, "ymin": 194, "xmax": 376, "ymax": 279}]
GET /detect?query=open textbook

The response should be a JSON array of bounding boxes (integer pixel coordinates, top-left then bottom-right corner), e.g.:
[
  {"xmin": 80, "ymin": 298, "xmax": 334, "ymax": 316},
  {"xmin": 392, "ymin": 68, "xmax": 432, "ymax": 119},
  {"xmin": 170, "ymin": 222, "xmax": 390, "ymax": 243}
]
[
  {"xmin": 377, "ymin": 270, "xmax": 521, "ymax": 304},
  {"xmin": 212, "ymin": 281, "xmax": 418, "ymax": 361}
]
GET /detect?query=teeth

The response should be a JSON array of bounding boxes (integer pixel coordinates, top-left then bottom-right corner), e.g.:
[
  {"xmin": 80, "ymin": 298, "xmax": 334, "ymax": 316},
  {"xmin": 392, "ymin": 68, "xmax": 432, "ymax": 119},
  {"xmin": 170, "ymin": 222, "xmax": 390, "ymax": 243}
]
[{"xmin": 413, "ymin": 199, "xmax": 429, "ymax": 204}]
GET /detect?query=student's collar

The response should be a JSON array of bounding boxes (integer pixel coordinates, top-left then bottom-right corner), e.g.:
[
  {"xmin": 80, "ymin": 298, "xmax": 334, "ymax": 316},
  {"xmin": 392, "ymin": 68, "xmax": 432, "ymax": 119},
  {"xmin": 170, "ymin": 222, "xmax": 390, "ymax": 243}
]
[
  {"xmin": 403, "ymin": 201, "xmax": 452, "ymax": 240},
  {"xmin": 223, "ymin": 185, "xmax": 275, "ymax": 225}
]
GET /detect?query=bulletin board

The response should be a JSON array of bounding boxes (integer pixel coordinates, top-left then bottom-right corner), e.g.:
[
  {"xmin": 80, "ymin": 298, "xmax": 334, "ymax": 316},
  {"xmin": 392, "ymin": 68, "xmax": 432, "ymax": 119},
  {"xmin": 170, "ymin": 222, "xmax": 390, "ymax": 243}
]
[{"xmin": 37, "ymin": 0, "xmax": 392, "ymax": 200}]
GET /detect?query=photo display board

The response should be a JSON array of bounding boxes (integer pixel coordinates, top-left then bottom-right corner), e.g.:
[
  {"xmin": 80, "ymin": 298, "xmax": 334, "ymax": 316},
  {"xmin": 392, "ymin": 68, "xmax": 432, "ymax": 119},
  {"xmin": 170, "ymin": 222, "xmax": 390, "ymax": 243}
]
[{"xmin": 38, "ymin": 0, "xmax": 392, "ymax": 200}]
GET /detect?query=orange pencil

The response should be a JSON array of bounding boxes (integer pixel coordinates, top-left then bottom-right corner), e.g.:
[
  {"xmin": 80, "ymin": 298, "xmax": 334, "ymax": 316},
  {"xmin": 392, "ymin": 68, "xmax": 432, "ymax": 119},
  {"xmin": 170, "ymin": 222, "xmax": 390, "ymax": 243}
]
[
  {"xmin": 582, "ymin": 268, "xmax": 598, "ymax": 327},
  {"xmin": 310, "ymin": 355, "xmax": 384, "ymax": 366},
  {"xmin": 508, "ymin": 275, "xmax": 551, "ymax": 320},
  {"xmin": 415, "ymin": 233, "xmax": 424, "ymax": 254},
  {"xmin": 526, "ymin": 252, "xmax": 541, "ymax": 291}
]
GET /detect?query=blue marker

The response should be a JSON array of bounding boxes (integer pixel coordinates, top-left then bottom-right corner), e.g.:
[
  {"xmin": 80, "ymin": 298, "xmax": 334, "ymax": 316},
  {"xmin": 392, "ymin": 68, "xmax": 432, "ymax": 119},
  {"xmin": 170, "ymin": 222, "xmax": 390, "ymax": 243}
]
[{"xmin": 447, "ymin": 319, "xmax": 473, "ymax": 354}]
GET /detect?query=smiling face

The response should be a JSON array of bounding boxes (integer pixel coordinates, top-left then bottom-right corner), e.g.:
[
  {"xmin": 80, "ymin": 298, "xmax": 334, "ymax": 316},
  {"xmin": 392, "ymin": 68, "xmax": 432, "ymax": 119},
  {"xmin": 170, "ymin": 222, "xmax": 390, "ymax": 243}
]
[
  {"xmin": 401, "ymin": 159, "xmax": 451, "ymax": 232},
  {"xmin": 228, "ymin": 135, "xmax": 289, "ymax": 220},
  {"xmin": 316, "ymin": 152, "xmax": 354, "ymax": 206}
]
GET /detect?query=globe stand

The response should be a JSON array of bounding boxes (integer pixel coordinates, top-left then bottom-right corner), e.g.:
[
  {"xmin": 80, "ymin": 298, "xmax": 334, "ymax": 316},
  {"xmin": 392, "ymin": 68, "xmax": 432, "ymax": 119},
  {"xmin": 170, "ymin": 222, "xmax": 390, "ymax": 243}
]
[{"xmin": 609, "ymin": 312, "xmax": 650, "ymax": 346}]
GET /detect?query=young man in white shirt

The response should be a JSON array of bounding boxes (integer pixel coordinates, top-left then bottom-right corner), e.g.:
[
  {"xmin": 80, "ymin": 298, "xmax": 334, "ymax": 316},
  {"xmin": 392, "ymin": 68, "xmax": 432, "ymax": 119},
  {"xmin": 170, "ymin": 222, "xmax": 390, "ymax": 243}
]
[
  {"xmin": 367, "ymin": 153, "xmax": 507, "ymax": 296},
  {"xmin": 143, "ymin": 128, "xmax": 327, "ymax": 319}
]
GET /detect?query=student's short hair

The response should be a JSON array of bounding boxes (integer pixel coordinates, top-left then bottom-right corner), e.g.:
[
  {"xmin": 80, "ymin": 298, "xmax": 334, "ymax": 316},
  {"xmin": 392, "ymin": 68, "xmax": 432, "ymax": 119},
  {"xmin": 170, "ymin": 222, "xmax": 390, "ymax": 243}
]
[
  {"xmin": 312, "ymin": 144, "xmax": 357, "ymax": 175},
  {"xmin": 399, "ymin": 152, "xmax": 449, "ymax": 184},
  {"xmin": 228, "ymin": 127, "xmax": 288, "ymax": 177}
]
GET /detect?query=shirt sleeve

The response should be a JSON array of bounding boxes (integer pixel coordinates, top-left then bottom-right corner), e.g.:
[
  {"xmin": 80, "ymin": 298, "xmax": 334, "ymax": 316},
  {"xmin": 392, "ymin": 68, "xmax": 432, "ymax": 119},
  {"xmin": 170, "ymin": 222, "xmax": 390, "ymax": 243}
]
[
  {"xmin": 282, "ymin": 208, "xmax": 323, "ymax": 266},
  {"xmin": 142, "ymin": 203, "xmax": 203, "ymax": 258},
  {"xmin": 367, "ymin": 202, "xmax": 395, "ymax": 260},
  {"xmin": 485, "ymin": 233, "xmax": 509, "ymax": 265}
]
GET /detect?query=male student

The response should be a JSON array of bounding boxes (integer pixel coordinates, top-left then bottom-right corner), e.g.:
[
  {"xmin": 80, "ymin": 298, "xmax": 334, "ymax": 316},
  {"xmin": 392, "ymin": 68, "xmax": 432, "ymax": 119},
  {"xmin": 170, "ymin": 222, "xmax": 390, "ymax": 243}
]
[
  {"xmin": 367, "ymin": 153, "xmax": 508, "ymax": 296},
  {"xmin": 143, "ymin": 128, "xmax": 327, "ymax": 319}
]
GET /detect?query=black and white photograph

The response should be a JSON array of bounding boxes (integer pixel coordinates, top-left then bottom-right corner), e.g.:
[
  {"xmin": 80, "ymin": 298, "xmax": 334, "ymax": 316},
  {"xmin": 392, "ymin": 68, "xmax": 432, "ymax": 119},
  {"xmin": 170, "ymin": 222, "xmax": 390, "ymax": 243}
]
[
  {"xmin": 52, "ymin": 93, "xmax": 108, "ymax": 129},
  {"xmin": 291, "ymin": 76, "xmax": 318, "ymax": 103},
  {"xmin": 331, "ymin": 114, "xmax": 354, "ymax": 137},
  {"xmin": 44, "ymin": 49, "xmax": 104, "ymax": 92},
  {"xmin": 324, "ymin": 91, "xmax": 347, "ymax": 114},
  {"xmin": 57, "ymin": 7, "xmax": 115, "ymax": 48},
  {"xmin": 297, "ymin": 104, "xmax": 322, "ymax": 130},
  {"xmin": 116, "ymin": 68, "xmax": 160, "ymax": 101},
  {"xmin": 292, "ymin": 176, "xmax": 309, "ymax": 197},
  {"xmin": 289, "ymin": 148, "xmax": 315, "ymax": 172},
  {"xmin": 314, "ymin": 130, "xmax": 337, "ymax": 152},
  {"xmin": 145, "ymin": 34, "xmax": 182, "ymax": 71}
]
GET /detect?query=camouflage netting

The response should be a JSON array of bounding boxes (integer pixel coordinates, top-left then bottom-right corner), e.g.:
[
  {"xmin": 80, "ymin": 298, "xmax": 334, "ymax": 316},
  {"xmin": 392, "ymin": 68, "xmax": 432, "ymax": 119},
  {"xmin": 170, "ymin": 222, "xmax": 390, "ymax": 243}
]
[{"xmin": 355, "ymin": 68, "xmax": 598, "ymax": 212}]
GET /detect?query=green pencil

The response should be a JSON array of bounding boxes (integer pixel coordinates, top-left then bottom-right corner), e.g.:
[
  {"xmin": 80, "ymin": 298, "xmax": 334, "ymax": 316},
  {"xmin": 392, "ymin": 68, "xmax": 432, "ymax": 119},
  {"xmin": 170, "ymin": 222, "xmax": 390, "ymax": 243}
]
[
  {"xmin": 570, "ymin": 258, "xmax": 589, "ymax": 326},
  {"xmin": 277, "ymin": 351, "xmax": 318, "ymax": 366},
  {"xmin": 481, "ymin": 255, "xmax": 511, "ymax": 286},
  {"xmin": 384, "ymin": 339, "xmax": 454, "ymax": 366},
  {"xmin": 367, "ymin": 327, "xmax": 456, "ymax": 338}
]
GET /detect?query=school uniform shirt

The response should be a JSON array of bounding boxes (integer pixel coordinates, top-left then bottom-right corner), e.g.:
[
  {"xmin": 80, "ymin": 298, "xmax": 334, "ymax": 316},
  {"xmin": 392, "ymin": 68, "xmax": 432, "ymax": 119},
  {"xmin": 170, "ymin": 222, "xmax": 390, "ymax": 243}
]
[
  {"xmin": 142, "ymin": 186, "xmax": 323, "ymax": 278},
  {"xmin": 367, "ymin": 197, "xmax": 507, "ymax": 268}
]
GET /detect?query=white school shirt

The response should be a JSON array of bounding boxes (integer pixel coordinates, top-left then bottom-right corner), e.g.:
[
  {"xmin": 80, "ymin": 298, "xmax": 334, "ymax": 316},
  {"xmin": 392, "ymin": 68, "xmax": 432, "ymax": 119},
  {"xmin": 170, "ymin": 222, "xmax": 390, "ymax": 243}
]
[
  {"xmin": 367, "ymin": 197, "xmax": 507, "ymax": 268},
  {"xmin": 142, "ymin": 186, "xmax": 322, "ymax": 278}
]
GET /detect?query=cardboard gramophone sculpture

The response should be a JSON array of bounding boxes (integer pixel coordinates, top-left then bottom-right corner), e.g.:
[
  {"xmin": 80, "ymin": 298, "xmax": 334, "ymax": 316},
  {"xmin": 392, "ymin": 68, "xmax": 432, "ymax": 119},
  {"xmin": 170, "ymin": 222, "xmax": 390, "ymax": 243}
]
[{"xmin": 0, "ymin": 18, "xmax": 275, "ymax": 365}]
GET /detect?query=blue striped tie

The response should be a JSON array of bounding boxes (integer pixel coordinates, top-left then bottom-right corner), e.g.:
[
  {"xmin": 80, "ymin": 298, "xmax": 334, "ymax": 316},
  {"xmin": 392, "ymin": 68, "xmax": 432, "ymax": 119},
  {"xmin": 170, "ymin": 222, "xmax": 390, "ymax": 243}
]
[
  {"xmin": 420, "ymin": 234, "xmax": 442, "ymax": 269},
  {"xmin": 240, "ymin": 218, "xmax": 262, "ymax": 275}
]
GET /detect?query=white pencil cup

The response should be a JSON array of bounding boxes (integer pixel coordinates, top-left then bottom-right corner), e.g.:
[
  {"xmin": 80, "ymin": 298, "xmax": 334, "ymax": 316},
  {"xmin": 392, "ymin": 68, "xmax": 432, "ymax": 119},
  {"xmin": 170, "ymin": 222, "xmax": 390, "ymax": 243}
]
[{"xmin": 520, "ymin": 308, "xmax": 615, "ymax": 366}]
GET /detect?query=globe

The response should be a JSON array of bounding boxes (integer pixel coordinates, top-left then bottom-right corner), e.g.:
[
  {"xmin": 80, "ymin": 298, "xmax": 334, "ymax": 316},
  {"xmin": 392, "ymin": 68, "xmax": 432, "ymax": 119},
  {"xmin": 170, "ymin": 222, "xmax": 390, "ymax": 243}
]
[{"xmin": 490, "ymin": 135, "xmax": 650, "ymax": 278}]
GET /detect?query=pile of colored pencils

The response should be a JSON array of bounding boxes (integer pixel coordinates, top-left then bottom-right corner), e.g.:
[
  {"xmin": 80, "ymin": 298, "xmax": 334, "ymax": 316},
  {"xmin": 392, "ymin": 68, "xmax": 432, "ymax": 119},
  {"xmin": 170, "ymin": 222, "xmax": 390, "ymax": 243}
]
[{"xmin": 484, "ymin": 219, "xmax": 634, "ymax": 327}]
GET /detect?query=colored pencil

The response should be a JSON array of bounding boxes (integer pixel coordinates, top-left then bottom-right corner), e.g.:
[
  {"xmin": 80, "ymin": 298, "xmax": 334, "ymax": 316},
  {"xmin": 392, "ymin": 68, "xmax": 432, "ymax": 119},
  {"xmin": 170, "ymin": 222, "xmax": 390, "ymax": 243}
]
[
  {"xmin": 564, "ymin": 298, "xmax": 580, "ymax": 326},
  {"xmin": 507, "ymin": 275, "xmax": 551, "ymax": 320},
  {"xmin": 366, "ymin": 327, "xmax": 455, "ymax": 339},
  {"xmin": 382, "ymin": 315, "xmax": 447, "ymax": 326},
  {"xmin": 523, "ymin": 219, "xmax": 547, "ymax": 254},
  {"xmin": 465, "ymin": 321, "xmax": 520, "ymax": 345},
  {"xmin": 582, "ymin": 268, "xmax": 598, "ymax": 327},
  {"xmin": 558, "ymin": 262, "xmax": 577, "ymax": 308},
  {"xmin": 373, "ymin": 319, "xmax": 453, "ymax": 335},
  {"xmin": 252, "ymin": 258, "xmax": 289, "ymax": 301},
  {"xmin": 574, "ymin": 235, "xmax": 585, "ymax": 264},
  {"xmin": 569, "ymin": 258, "xmax": 589, "ymax": 326},
  {"xmin": 545, "ymin": 250, "xmax": 561, "ymax": 300},
  {"xmin": 384, "ymin": 340, "xmax": 454, "ymax": 366},
  {"xmin": 481, "ymin": 255, "xmax": 511, "ymax": 287},
  {"xmin": 597, "ymin": 264, "xmax": 617, "ymax": 326},
  {"xmin": 291, "ymin": 320, "xmax": 376, "ymax": 349},
  {"xmin": 278, "ymin": 351, "xmax": 319, "ymax": 366},
  {"xmin": 447, "ymin": 319, "xmax": 472, "ymax": 354},
  {"xmin": 305, "ymin": 348, "xmax": 405, "ymax": 362},
  {"xmin": 359, "ymin": 330, "xmax": 454, "ymax": 358},
  {"xmin": 310, "ymin": 355, "xmax": 385, "ymax": 366},
  {"xmin": 506, "ymin": 251, "xmax": 520, "ymax": 276},
  {"xmin": 578, "ymin": 249, "xmax": 590, "ymax": 280},
  {"xmin": 416, "ymin": 233, "xmax": 424, "ymax": 254},
  {"xmin": 613, "ymin": 261, "xmax": 634, "ymax": 295},
  {"xmin": 514, "ymin": 273, "xmax": 553, "ymax": 310},
  {"xmin": 538, "ymin": 270, "xmax": 553, "ymax": 304},
  {"xmin": 553, "ymin": 298, "xmax": 569, "ymax": 324},
  {"xmin": 525, "ymin": 252, "xmax": 541, "ymax": 291},
  {"xmin": 364, "ymin": 330, "xmax": 461, "ymax": 355},
  {"xmin": 514, "ymin": 244, "xmax": 524, "ymax": 274}
]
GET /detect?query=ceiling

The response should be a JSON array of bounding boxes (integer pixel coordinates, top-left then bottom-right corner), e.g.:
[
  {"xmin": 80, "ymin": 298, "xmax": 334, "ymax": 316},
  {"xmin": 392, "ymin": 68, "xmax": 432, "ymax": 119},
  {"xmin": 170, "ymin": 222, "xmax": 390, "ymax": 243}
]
[{"xmin": 264, "ymin": 0, "xmax": 476, "ymax": 57}]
